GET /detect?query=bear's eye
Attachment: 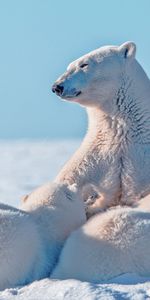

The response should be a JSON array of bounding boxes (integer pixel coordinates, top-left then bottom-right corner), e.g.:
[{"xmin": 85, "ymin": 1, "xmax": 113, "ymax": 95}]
[{"xmin": 80, "ymin": 63, "xmax": 88, "ymax": 69}]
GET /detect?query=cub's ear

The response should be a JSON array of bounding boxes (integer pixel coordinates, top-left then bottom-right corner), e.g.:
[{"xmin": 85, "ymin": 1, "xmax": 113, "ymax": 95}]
[
  {"xmin": 118, "ymin": 41, "xmax": 136, "ymax": 59},
  {"xmin": 21, "ymin": 194, "xmax": 29, "ymax": 203}
]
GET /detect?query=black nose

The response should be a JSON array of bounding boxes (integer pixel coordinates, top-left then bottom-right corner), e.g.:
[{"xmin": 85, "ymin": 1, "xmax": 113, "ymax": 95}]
[{"xmin": 52, "ymin": 84, "xmax": 64, "ymax": 96}]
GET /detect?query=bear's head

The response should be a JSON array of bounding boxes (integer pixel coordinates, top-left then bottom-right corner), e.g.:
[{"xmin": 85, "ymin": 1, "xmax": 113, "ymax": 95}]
[{"xmin": 52, "ymin": 42, "xmax": 136, "ymax": 110}]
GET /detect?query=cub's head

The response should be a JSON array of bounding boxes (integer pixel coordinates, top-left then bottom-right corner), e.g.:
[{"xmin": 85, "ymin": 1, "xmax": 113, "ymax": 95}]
[{"xmin": 52, "ymin": 42, "xmax": 136, "ymax": 109}]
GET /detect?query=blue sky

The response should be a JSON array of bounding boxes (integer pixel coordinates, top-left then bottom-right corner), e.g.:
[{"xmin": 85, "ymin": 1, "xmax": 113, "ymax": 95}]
[{"xmin": 0, "ymin": 0, "xmax": 150, "ymax": 139}]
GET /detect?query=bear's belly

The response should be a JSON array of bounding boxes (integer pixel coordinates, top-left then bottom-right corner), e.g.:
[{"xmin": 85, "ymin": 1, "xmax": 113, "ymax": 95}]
[
  {"xmin": 81, "ymin": 143, "xmax": 150, "ymax": 208},
  {"xmin": 77, "ymin": 151, "xmax": 121, "ymax": 207},
  {"xmin": 56, "ymin": 142, "xmax": 150, "ymax": 208}
]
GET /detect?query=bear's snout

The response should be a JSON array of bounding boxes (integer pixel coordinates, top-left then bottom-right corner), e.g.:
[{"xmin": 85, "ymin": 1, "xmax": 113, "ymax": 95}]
[{"xmin": 52, "ymin": 84, "xmax": 64, "ymax": 96}]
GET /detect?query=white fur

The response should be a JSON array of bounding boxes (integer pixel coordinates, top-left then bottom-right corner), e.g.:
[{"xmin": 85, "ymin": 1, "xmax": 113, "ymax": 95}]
[
  {"xmin": 0, "ymin": 183, "xmax": 86, "ymax": 290},
  {"xmin": 52, "ymin": 204, "xmax": 150, "ymax": 282},
  {"xmin": 54, "ymin": 41, "xmax": 150, "ymax": 210}
]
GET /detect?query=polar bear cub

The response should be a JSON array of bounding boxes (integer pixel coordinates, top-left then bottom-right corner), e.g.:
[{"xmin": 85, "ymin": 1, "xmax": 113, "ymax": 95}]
[
  {"xmin": 0, "ymin": 183, "xmax": 86, "ymax": 290},
  {"xmin": 52, "ymin": 204, "xmax": 150, "ymax": 282},
  {"xmin": 0, "ymin": 203, "xmax": 46, "ymax": 290}
]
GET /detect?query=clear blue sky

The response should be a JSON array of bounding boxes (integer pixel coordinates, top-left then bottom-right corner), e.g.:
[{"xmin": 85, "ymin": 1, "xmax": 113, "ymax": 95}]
[{"xmin": 0, "ymin": 0, "xmax": 150, "ymax": 139}]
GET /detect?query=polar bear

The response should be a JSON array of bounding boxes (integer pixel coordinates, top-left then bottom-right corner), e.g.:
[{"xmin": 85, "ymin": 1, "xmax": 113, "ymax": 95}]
[
  {"xmin": 51, "ymin": 203, "xmax": 150, "ymax": 282},
  {"xmin": 52, "ymin": 41, "xmax": 150, "ymax": 211},
  {"xmin": 0, "ymin": 183, "xmax": 86, "ymax": 290}
]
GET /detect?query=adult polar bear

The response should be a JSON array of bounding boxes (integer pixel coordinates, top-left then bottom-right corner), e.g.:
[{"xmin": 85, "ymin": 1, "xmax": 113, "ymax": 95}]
[
  {"xmin": 51, "ymin": 43, "xmax": 150, "ymax": 281},
  {"xmin": 52, "ymin": 41, "xmax": 150, "ymax": 212}
]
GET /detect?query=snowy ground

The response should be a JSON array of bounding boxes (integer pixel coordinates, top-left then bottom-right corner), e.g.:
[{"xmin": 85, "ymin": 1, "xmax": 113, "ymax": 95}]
[{"xmin": 0, "ymin": 140, "xmax": 150, "ymax": 300}]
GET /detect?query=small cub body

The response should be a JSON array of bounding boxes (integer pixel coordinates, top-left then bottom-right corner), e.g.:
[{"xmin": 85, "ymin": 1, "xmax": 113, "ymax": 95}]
[
  {"xmin": 0, "ymin": 183, "xmax": 86, "ymax": 290},
  {"xmin": 52, "ymin": 204, "xmax": 150, "ymax": 282}
]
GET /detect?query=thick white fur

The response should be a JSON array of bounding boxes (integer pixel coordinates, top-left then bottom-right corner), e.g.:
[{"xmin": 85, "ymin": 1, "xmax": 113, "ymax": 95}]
[
  {"xmin": 0, "ymin": 183, "xmax": 86, "ymax": 290},
  {"xmin": 52, "ymin": 202, "xmax": 150, "ymax": 282},
  {"xmin": 54, "ymin": 41, "xmax": 150, "ymax": 209}
]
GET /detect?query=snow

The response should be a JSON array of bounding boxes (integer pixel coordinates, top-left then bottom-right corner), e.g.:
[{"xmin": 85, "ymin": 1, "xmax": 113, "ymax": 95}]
[
  {"xmin": 1, "ymin": 277, "xmax": 150, "ymax": 300},
  {"xmin": 0, "ymin": 140, "xmax": 150, "ymax": 300}
]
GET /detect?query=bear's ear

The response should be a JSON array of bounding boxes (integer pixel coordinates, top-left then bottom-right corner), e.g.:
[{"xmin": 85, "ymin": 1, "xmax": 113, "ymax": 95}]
[{"xmin": 118, "ymin": 41, "xmax": 136, "ymax": 59}]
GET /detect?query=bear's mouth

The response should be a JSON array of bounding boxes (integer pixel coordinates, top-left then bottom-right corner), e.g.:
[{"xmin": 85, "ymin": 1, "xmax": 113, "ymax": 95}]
[
  {"xmin": 61, "ymin": 90, "xmax": 82, "ymax": 100},
  {"xmin": 67, "ymin": 91, "xmax": 81, "ymax": 98},
  {"xmin": 75, "ymin": 91, "xmax": 82, "ymax": 96}
]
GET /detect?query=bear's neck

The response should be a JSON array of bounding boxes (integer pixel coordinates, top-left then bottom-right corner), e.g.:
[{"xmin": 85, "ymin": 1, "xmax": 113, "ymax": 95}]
[
  {"xmin": 88, "ymin": 60, "xmax": 150, "ymax": 144},
  {"xmin": 86, "ymin": 108, "xmax": 120, "ymax": 145}
]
